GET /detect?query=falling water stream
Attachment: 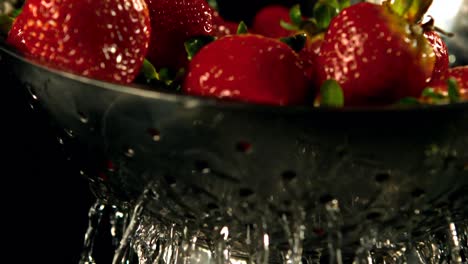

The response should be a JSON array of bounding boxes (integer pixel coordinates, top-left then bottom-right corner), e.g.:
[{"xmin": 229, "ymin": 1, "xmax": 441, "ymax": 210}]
[{"xmin": 78, "ymin": 185, "xmax": 468, "ymax": 264}]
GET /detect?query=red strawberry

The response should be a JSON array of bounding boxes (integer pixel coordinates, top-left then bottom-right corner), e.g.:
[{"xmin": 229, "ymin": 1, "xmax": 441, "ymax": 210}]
[
  {"xmin": 146, "ymin": 0, "xmax": 214, "ymax": 71},
  {"xmin": 252, "ymin": 5, "xmax": 292, "ymax": 38},
  {"xmin": 316, "ymin": 2, "xmax": 436, "ymax": 106},
  {"xmin": 7, "ymin": 0, "xmax": 151, "ymax": 84},
  {"xmin": 424, "ymin": 30, "xmax": 449, "ymax": 84},
  {"xmin": 212, "ymin": 10, "xmax": 238, "ymax": 37},
  {"xmin": 448, "ymin": 66, "xmax": 468, "ymax": 90},
  {"xmin": 299, "ymin": 34, "xmax": 324, "ymax": 85},
  {"xmin": 183, "ymin": 34, "xmax": 309, "ymax": 106},
  {"xmin": 431, "ymin": 66, "xmax": 468, "ymax": 99}
]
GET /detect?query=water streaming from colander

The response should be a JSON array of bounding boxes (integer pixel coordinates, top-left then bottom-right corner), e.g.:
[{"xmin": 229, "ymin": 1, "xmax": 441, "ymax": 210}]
[
  {"xmin": 79, "ymin": 200, "xmax": 107, "ymax": 264},
  {"xmin": 79, "ymin": 182, "xmax": 468, "ymax": 264}
]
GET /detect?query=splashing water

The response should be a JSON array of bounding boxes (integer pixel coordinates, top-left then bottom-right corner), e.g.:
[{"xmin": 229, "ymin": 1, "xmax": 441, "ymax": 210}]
[
  {"xmin": 112, "ymin": 189, "xmax": 151, "ymax": 264},
  {"xmin": 110, "ymin": 204, "xmax": 129, "ymax": 248},
  {"xmin": 79, "ymin": 189, "xmax": 467, "ymax": 264},
  {"xmin": 281, "ymin": 211, "xmax": 306, "ymax": 264},
  {"xmin": 325, "ymin": 200, "xmax": 343, "ymax": 264},
  {"xmin": 79, "ymin": 200, "xmax": 107, "ymax": 264}
]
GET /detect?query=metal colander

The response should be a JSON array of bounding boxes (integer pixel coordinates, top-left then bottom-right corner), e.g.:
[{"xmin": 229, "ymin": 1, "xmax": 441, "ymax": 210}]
[{"xmin": 1, "ymin": 1, "xmax": 468, "ymax": 262}]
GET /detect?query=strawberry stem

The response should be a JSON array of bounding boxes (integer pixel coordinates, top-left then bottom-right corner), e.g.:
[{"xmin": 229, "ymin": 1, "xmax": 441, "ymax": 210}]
[
  {"xmin": 280, "ymin": 20, "xmax": 299, "ymax": 31},
  {"xmin": 388, "ymin": 0, "xmax": 433, "ymax": 23},
  {"xmin": 421, "ymin": 16, "xmax": 454, "ymax": 37}
]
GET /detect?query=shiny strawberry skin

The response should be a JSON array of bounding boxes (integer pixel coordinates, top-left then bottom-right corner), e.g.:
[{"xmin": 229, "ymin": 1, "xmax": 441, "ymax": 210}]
[
  {"xmin": 425, "ymin": 30, "xmax": 449, "ymax": 84},
  {"xmin": 252, "ymin": 5, "xmax": 292, "ymax": 38},
  {"xmin": 299, "ymin": 35, "xmax": 324, "ymax": 86},
  {"xmin": 146, "ymin": 0, "xmax": 214, "ymax": 70},
  {"xmin": 448, "ymin": 66, "xmax": 468, "ymax": 90},
  {"xmin": 317, "ymin": 2, "xmax": 435, "ymax": 106},
  {"xmin": 450, "ymin": 66, "xmax": 468, "ymax": 99},
  {"xmin": 183, "ymin": 34, "xmax": 309, "ymax": 106},
  {"xmin": 7, "ymin": 0, "xmax": 151, "ymax": 84}
]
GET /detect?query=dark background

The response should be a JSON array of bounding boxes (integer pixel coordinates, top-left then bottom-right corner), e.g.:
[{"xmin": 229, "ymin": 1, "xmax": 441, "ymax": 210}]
[{"xmin": 3, "ymin": 0, "xmax": 303, "ymax": 263}]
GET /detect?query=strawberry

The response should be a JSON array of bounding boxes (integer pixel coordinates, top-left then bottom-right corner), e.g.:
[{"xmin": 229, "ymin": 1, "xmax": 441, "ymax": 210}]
[
  {"xmin": 447, "ymin": 66, "xmax": 468, "ymax": 91},
  {"xmin": 145, "ymin": 0, "xmax": 214, "ymax": 71},
  {"xmin": 252, "ymin": 5, "xmax": 292, "ymax": 38},
  {"xmin": 212, "ymin": 10, "xmax": 238, "ymax": 37},
  {"xmin": 422, "ymin": 17, "xmax": 452, "ymax": 85},
  {"xmin": 299, "ymin": 34, "xmax": 324, "ymax": 86},
  {"xmin": 431, "ymin": 66, "xmax": 468, "ymax": 100},
  {"xmin": 7, "ymin": 0, "xmax": 151, "ymax": 84},
  {"xmin": 316, "ymin": 2, "xmax": 436, "ymax": 106},
  {"xmin": 183, "ymin": 34, "xmax": 309, "ymax": 106},
  {"xmin": 423, "ymin": 24, "xmax": 450, "ymax": 84}
]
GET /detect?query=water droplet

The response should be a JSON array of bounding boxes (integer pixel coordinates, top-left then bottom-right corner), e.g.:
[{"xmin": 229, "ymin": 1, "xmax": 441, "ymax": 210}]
[
  {"xmin": 147, "ymin": 128, "xmax": 161, "ymax": 142},
  {"xmin": 65, "ymin": 128, "xmax": 75, "ymax": 138},
  {"xmin": 125, "ymin": 148, "xmax": 135, "ymax": 158},
  {"xmin": 78, "ymin": 111, "xmax": 89, "ymax": 124},
  {"xmin": 26, "ymin": 83, "xmax": 38, "ymax": 100},
  {"xmin": 449, "ymin": 54, "xmax": 457, "ymax": 64},
  {"xmin": 194, "ymin": 160, "xmax": 210, "ymax": 174}
]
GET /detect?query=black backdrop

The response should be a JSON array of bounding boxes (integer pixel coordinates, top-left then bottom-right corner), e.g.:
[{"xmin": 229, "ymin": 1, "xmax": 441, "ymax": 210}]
[{"xmin": 4, "ymin": 1, "xmax": 305, "ymax": 263}]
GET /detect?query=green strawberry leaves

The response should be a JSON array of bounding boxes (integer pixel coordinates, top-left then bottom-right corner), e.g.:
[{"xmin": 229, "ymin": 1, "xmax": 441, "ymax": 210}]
[
  {"xmin": 397, "ymin": 77, "xmax": 462, "ymax": 106},
  {"xmin": 281, "ymin": 1, "xmax": 350, "ymax": 36},
  {"xmin": 317, "ymin": 77, "xmax": 463, "ymax": 108},
  {"xmin": 290, "ymin": 5, "xmax": 303, "ymax": 26},
  {"xmin": 0, "ymin": 15, "xmax": 13, "ymax": 35},
  {"xmin": 10, "ymin": 8, "xmax": 22, "ymax": 18},
  {"xmin": 237, "ymin": 21, "xmax": 248, "ymax": 35},
  {"xmin": 318, "ymin": 79, "xmax": 345, "ymax": 107},
  {"xmin": 185, "ymin": 35, "xmax": 216, "ymax": 60},
  {"xmin": 388, "ymin": 0, "xmax": 433, "ymax": 23},
  {"xmin": 0, "ymin": 7, "xmax": 22, "ymax": 35},
  {"xmin": 141, "ymin": 59, "xmax": 160, "ymax": 81},
  {"xmin": 280, "ymin": 5, "xmax": 302, "ymax": 32},
  {"xmin": 206, "ymin": 0, "xmax": 218, "ymax": 11},
  {"xmin": 421, "ymin": 87, "xmax": 445, "ymax": 100},
  {"xmin": 280, "ymin": 33, "xmax": 307, "ymax": 52},
  {"xmin": 139, "ymin": 59, "xmax": 184, "ymax": 91},
  {"xmin": 313, "ymin": 0, "xmax": 350, "ymax": 30},
  {"xmin": 447, "ymin": 77, "xmax": 461, "ymax": 103}
]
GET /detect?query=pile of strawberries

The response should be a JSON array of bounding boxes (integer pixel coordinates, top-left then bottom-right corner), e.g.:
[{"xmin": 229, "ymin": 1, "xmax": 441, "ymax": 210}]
[{"xmin": 3, "ymin": 0, "xmax": 468, "ymax": 107}]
